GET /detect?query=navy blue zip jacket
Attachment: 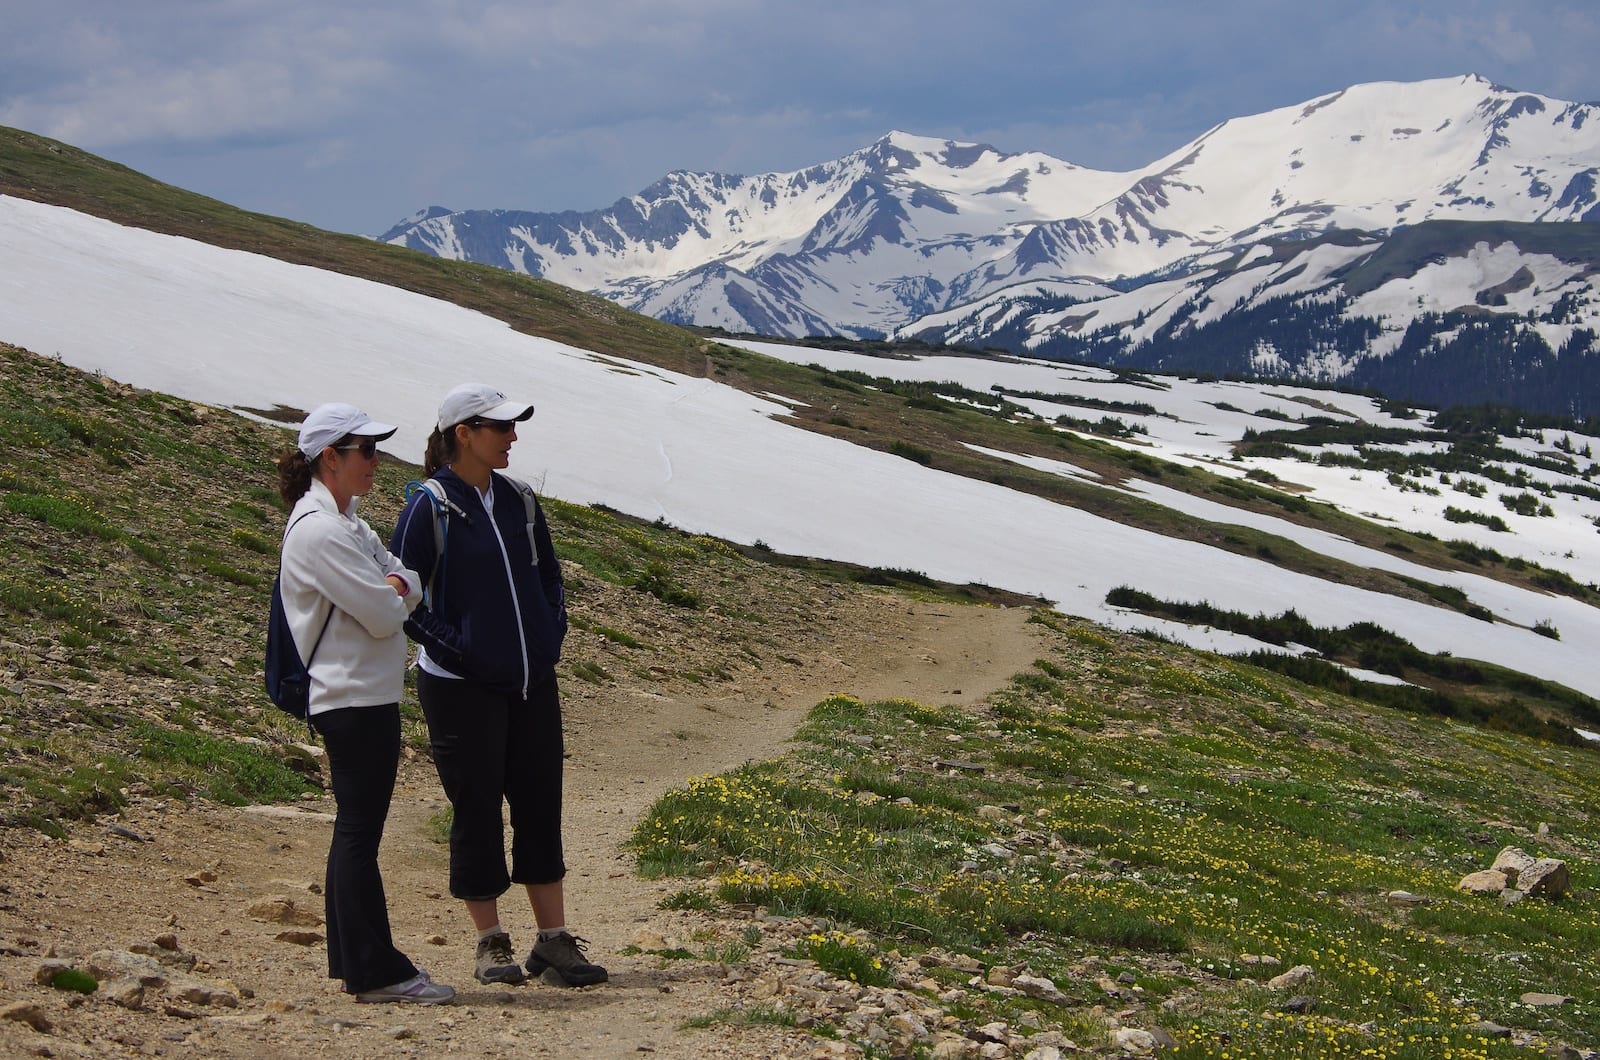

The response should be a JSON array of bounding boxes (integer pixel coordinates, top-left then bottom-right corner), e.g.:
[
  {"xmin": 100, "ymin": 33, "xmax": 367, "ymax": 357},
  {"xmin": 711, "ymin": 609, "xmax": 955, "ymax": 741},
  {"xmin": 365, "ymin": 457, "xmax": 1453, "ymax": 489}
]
[{"xmin": 389, "ymin": 467, "xmax": 567, "ymax": 696}]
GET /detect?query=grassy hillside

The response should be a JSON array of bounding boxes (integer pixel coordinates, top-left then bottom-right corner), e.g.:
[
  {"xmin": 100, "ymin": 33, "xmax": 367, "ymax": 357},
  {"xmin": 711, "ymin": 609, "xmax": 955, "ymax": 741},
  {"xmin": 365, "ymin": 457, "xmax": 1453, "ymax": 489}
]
[
  {"xmin": 3, "ymin": 337, "xmax": 1599, "ymax": 1055},
  {"xmin": 0, "ymin": 341, "xmax": 1023, "ymax": 834},
  {"xmin": 632, "ymin": 616, "xmax": 1600, "ymax": 1056}
]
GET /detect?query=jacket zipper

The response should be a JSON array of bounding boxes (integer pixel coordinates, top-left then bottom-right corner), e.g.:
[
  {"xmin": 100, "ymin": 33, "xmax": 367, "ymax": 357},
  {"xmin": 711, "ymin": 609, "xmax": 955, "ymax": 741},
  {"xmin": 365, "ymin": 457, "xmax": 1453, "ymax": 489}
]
[{"xmin": 480, "ymin": 487, "xmax": 531, "ymax": 697}]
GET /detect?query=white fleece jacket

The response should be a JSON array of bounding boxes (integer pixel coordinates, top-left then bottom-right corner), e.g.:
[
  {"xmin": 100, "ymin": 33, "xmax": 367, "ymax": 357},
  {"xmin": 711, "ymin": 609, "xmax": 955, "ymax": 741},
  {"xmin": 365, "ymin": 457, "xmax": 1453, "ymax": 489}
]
[{"xmin": 279, "ymin": 479, "xmax": 421, "ymax": 715}]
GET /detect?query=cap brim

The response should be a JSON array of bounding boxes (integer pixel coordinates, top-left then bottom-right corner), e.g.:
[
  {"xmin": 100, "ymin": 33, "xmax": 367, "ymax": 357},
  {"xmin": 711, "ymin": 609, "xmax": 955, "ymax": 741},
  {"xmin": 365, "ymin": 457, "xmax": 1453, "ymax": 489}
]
[
  {"xmin": 350, "ymin": 421, "xmax": 399, "ymax": 440},
  {"xmin": 482, "ymin": 401, "xmax": 535, "ymax": 422}
]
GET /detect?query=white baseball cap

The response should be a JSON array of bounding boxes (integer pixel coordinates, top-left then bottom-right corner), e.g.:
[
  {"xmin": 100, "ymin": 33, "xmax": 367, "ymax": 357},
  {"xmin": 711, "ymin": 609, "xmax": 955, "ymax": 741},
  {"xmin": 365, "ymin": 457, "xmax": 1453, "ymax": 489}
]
[
  {"xmin": 297, "ymin": 402, "xmax": 398, "ymax": 460},
  {"xmin": 436, "ymin": 383, "xmax": 535, "ymax": 432}
]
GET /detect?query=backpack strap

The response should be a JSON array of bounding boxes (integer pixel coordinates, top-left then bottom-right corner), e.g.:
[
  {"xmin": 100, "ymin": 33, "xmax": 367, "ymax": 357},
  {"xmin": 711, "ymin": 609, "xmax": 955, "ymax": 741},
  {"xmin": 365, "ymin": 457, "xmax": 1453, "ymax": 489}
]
[
  {"xmin": 497, "ymin": 473, "xmax": 542, "ymax": 568},
  {"xmin": 280, "ymin": 511, "xmax": 333, "ymax": 666},
  {"xmin": 405, "ymin": 478, "xmax": 470, "ymax": 606}
]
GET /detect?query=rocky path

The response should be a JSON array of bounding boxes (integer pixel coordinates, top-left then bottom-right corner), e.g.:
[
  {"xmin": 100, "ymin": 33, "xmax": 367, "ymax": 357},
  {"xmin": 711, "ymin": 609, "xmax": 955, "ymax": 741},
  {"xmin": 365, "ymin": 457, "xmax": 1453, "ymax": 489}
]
[{"xmin": 0, "ymin": 597, "xmax": 1041, "ymax": 1058}]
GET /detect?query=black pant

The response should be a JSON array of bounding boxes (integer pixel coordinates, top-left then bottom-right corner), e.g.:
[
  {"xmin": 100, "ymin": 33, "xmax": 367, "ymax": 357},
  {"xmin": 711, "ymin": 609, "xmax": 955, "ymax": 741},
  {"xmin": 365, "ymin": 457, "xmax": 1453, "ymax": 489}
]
[
  {"xmin": 417, "ymin": 669, "xmax": 566, "ymax": 900},
  {"xmin": 310, "ymin": 703, "xmax": 418, "ymax": 993}
]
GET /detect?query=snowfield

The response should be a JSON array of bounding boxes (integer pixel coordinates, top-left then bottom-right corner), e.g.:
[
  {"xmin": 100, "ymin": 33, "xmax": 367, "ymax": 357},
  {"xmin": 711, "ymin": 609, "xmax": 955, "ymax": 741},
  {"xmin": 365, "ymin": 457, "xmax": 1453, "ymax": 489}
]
[{"xmin": 3, "ymin": 194, "xmax": 1598, "ymax": 700}]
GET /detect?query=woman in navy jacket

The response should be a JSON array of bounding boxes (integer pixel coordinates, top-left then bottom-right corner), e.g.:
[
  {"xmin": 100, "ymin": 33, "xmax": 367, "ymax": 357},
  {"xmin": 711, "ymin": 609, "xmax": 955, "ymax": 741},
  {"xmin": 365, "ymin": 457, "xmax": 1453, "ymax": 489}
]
[{"xmin": 391, "ymin": 383, "xmax": 607, "ymax": 989}]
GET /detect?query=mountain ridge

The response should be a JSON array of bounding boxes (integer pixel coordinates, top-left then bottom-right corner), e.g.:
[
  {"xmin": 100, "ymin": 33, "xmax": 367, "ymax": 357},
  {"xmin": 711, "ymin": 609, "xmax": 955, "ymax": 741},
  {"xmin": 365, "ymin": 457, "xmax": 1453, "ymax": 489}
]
[{"xmin": 380, "ymin": 74, "xmax": 1600, "ymax": 415}]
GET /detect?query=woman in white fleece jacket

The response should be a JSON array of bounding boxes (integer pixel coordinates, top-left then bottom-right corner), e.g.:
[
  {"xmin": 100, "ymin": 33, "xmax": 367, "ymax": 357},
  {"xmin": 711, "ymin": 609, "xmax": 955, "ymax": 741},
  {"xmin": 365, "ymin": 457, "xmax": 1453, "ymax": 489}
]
[{"xmin": 274, "ymin": 402, "xmax": 454, "ymax": 1007}]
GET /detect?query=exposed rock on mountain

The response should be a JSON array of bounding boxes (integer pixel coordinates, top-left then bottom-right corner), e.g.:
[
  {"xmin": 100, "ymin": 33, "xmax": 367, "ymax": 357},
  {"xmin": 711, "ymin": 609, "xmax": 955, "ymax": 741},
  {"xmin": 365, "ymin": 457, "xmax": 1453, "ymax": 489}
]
[{"xmin": 381, "ymin": 76, "xmax": 1600, "ymax": 416}]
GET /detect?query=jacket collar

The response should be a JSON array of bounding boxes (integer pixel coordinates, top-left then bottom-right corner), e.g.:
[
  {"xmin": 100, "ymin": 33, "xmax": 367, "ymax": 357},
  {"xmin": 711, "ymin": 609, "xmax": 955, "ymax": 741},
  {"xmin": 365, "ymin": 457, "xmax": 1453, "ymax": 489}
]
[
  {"xmin": 436, "ymin": 465, "xmax": 500, "ymax": 503},
  {"xmin": 307, "ymin": 476, "xmax": 362, "ymax": 518}
]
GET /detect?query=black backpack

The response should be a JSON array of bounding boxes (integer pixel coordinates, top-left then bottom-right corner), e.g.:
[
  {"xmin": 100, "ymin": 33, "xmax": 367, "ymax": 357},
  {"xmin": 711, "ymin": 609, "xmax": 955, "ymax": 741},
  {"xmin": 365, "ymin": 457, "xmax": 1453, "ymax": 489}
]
[{"xmin": 264, "ymin": 513, "xmax": 331, "ymax": 718}]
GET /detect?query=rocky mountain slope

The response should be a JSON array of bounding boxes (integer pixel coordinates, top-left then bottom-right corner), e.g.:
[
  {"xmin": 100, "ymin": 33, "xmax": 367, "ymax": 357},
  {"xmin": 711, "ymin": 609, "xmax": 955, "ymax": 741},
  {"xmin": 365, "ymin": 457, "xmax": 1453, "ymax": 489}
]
[{"xmin": 380, "ymin": 75, "xmax": 1600, "ymax": 415}]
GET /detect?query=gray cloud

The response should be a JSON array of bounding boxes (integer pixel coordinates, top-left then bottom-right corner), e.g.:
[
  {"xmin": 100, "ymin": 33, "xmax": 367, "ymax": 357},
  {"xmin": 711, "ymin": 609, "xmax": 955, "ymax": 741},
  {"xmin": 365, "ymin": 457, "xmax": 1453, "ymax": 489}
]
[{"xmin": 3, "ymin": 0, "xmax": 1597, "ymax": 234}]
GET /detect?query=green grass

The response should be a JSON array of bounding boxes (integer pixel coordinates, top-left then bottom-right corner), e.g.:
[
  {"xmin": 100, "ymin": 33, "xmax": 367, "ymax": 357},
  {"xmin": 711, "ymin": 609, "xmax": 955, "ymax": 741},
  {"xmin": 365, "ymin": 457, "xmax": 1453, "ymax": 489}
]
[
  {"xmin": 133, "ymin": 721, "xmax": 314, "ymax": 805},
  {"xmin": 785, "ymin": 930, "xmax": 892, "ymax": 986},
  {"xmin": 0, "ymin": 340, "xmax": 1017, "ymax": 833},
  {"xmin": 681, "ymin": 1006, "xmax": 798, "ymax": 1030},
  {"xmin": 631, "ymin": 621, "xmax": 1600, "ymax": 1057}
]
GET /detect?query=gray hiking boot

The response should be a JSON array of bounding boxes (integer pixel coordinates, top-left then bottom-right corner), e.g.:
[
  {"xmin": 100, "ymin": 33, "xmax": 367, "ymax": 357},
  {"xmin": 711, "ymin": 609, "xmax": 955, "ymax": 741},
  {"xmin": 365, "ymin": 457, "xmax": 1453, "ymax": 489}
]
[
  {"xmin": 525, "ymin": 932, "xmax": 608, "ymax": 987},
  {"xmin": 474, "ymin": 931, "xmax": 527, "ymax": 985}
]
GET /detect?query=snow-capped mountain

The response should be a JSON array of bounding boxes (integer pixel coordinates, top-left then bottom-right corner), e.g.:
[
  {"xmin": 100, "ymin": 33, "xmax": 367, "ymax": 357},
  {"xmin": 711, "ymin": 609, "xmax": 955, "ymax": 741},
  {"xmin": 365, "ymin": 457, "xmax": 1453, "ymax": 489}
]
[{"xmin": 381, "ymin": 75, "xmax": 1600, "ymax": 416}]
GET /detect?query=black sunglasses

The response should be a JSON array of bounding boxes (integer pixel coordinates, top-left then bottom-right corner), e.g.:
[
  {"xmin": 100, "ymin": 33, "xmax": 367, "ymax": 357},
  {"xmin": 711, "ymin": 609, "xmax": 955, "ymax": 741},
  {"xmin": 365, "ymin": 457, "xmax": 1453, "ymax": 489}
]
[
  {"xmin": 333, "ymin": 439, "xmax": 380, "ymax": 459},
  {"xmin": 466, "ymin": 418, "xmax": 517, "ymax": 434}
]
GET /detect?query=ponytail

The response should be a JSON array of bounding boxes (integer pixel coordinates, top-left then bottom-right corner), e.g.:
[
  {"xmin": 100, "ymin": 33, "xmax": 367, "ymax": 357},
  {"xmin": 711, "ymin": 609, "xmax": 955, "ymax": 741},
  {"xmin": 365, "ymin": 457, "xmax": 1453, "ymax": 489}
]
[
  {"xmin": 275, "ymin": 449, "xmax": 314, "ymax": 506},
  {"xmin": 423, "ymin": 427, "xmax": 457, "ymax": 476}
]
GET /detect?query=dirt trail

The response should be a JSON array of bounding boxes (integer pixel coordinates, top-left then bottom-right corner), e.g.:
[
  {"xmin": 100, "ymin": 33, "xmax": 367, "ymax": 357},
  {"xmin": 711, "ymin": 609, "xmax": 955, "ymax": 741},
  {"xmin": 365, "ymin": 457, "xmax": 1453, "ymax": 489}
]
[{"xmin": 0, "ymin": 597, "xmax": 1041, "ymax": 1058}]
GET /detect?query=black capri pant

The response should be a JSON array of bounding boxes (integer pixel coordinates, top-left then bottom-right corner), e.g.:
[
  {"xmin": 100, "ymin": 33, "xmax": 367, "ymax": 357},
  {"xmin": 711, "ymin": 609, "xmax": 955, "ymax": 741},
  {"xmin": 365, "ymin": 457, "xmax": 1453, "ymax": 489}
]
[{"xmin": 416, "ymin": 668, "xmax": 567, "ymax": 900}]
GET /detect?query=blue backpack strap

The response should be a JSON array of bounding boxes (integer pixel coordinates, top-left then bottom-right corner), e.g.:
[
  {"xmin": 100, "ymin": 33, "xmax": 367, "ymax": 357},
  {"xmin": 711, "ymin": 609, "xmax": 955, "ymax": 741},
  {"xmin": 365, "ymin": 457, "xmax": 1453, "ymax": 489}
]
[
  {"xmin": 405, "ymin": 478, "xmax": 463, "ymax": 607},
  {"xmin": 267, "ymin": 511, "xmax": 333, "ymax": 724}
]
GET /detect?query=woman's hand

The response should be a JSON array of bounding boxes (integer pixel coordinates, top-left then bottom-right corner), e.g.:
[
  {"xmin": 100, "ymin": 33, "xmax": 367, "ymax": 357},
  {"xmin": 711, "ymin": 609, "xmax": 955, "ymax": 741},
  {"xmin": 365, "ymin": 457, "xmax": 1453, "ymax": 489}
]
[{"xmin": 386, "ymin": 574, "xmax": 410, "ymax": 597}]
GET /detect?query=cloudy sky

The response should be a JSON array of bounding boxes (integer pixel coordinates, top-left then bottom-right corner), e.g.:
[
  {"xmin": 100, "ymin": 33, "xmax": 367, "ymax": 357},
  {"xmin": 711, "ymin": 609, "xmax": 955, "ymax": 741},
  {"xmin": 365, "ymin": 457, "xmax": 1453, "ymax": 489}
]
[{"xmin": 4, "ymin": 1, "xmax": 1598, "ymax": 237}]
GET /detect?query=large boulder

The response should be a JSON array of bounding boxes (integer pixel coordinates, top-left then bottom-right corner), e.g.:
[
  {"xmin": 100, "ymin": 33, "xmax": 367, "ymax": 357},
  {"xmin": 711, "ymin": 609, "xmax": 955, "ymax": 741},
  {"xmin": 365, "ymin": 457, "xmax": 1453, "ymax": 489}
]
[
  {"xmin": 1517, "ymin": 858, "xmax": 1570, "ymax": 898},
  {"xmin": 1490, "ymin": 847, "xmax": 1536, "ymax": 886},
  {"xmin": 1457, "ymin": 869, "xmax": 1509, "ymax": 895}
]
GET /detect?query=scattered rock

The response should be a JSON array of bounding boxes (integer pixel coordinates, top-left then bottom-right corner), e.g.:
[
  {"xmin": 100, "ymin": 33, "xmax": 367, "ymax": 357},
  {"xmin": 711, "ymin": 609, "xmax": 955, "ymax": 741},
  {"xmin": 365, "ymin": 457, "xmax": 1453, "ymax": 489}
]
[
  {"xmin": 129, "ymin": 940, "xmax": 196, "ymax": 971},
  {"xmin": 87, "ymin": 949, "xmax": 171, "ymax": 986},
  {"xmin": 1013, "ymin": 974, "xmax": 1071, "ymax": 1005},
  {"xmin": 0, "ymin": 1001, "xmax": 51, "ymax": 1032},
  {"xmin": 106, "ymin": 823, "xmax": 151, "ymax": 842},
  {"xmin": 1456, "ymin": 869, "xmax": 1509, "ymax": 894},
  {"xmin": 1463, "ymin": 848, "xmax": 1568, "ymax": 899},
  {"xmin": 85, "ymin": 948, "xmax": 239, "ymax": 1007},
  {"xmin": 244, "ymin": 895, "xmax": 323, "ymax": 926},
  {"xmin": 1280, "ymin": 995, "xmax": 1316, "ymax": 1014},
  {"xmin": 1517, "ymin": 859, "xmax": 1569, "ymax": 898},
  {"xmin": 935, "ymin": 758, "xmax": 986, "ymax": 774},
  {"xmin": 1520, "ymin": 992, "xmax": 1571, "ymax": 1007},
  {"xmin": 1384, "ymin": 890, "xmax": 1430, "ymax": 907},
  {"xmin": 274, "ymin": 930, "xmax": 325, "ymax": 946},
  {"xmin": 33, "ymin": 959, "xmax": 74, "ymax": 985},
  {"xmin": 1268, "ymin": 965, "xmax": 1314, "ymax": 990},
  {"xmin": 1112, "ymin": 1026, "xmax": 1157, "ymax": 1053},
  {"xmin": 1491, "ymin": 846, "xmax": 1537, "ymax": 886},
  {"xmin": 173, "ymin": 981, "xmax": 239, "ymax": 1008},
  {"xmin": 104, "ymin": 977, "xmax": 146, "ymax": 1009}
]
